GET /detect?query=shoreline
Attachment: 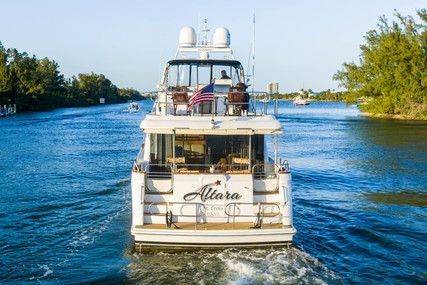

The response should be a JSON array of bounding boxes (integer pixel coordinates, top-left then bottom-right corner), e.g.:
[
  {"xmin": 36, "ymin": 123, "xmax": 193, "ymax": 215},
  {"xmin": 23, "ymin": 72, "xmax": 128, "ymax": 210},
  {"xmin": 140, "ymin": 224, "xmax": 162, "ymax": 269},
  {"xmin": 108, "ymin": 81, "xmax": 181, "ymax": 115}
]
[
  {"xmin": 360, "ymin": 112, "xmax": 426, "ymax": 121},
  {"xmin": 277, "ymin": 99, "xmax": 345, "ymax": 102}
]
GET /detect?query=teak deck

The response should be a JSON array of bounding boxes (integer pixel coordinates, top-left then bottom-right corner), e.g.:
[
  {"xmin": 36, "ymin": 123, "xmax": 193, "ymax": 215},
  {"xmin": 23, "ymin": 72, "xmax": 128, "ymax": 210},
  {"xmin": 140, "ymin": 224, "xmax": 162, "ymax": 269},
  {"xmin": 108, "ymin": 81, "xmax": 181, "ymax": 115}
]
[{"xmin": 135, "ymin": 222, "xmax": 290, "ymax": 231}]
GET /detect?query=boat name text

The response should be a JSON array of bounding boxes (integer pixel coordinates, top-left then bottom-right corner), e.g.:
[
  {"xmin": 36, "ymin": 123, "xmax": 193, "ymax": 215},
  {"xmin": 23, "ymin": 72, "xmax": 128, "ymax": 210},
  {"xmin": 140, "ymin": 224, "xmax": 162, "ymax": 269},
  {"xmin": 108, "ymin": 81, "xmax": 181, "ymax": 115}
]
[{"xmin": 183, "ymin": 180, "xmax": 242, "ymax": 202}]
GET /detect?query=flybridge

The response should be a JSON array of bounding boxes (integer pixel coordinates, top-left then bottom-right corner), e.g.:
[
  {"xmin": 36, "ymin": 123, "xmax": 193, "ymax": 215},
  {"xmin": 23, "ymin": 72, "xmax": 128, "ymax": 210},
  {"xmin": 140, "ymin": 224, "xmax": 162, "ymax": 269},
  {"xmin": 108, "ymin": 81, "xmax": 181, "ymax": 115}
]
[{"xmin": 153, "ymin": 20, "xmax": 278, "ymax": 118}]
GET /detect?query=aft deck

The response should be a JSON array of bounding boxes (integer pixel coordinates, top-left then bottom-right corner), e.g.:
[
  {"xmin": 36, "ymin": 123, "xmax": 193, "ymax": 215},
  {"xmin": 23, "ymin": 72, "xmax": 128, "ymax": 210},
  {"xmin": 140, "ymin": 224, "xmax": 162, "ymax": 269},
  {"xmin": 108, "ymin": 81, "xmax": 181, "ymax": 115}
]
[{"xmin": 135, "ymin": 222, "xmax": 291, "ymax": 231}]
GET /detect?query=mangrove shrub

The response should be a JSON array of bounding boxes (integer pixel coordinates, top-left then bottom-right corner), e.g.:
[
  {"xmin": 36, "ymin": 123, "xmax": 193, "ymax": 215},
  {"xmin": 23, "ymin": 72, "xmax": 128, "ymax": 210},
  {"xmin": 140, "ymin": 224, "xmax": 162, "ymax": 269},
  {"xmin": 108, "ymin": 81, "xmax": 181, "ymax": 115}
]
[{"xmin": 334, "ymin": 10, "xmax": 427, "ymax": 120}]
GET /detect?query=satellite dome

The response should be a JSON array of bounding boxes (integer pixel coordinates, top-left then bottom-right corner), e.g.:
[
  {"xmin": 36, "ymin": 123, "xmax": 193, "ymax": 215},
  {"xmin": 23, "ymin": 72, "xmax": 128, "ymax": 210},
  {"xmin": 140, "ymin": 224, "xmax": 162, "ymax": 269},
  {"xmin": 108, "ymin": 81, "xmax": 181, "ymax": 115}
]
[
  {"xmin": 179, "ymin": 26, "xmax": 197, "ymax": 47},
  {"xmin": 213, "ymin": 27, "xmax": 230, "ymax": 47}
]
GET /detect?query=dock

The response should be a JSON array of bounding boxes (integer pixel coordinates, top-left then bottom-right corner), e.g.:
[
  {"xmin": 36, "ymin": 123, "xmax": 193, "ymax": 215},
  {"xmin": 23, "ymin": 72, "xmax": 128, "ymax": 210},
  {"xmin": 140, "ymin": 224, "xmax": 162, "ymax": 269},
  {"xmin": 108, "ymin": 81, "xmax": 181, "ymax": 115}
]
[{"xmin": 0, "ymin": 104, "xmax": 17, "ymax": 117}]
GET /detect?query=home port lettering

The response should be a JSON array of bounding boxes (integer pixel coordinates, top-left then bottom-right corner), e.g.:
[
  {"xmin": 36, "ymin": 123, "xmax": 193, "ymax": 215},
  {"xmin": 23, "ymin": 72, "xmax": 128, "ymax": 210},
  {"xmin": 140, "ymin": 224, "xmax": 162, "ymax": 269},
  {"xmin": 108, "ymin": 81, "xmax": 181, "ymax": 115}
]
[{"xmin": 183, "ymin": 180, "xmax": 242, "ymax": 202}]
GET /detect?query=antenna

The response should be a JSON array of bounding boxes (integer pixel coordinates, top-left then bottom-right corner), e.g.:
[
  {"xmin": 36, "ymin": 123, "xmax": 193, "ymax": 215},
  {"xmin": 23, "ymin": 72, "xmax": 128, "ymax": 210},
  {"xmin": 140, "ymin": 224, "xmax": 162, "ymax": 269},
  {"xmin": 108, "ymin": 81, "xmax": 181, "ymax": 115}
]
[
  {"xmin": 201, "ymin": 19, "xmax": 210, "ymax": 46},
  {"xmin": 197, "ymin": 13, "xmax": 201, "ymax": 45},
  {"xmin": 246, "ymin": 15, "xmax": 255, "ymax": 86},
  {"xmin": 158, "ymin": 37, "xmax": 165, "ymax": 85},
  {"xmin": 247, "ymin": 44, "xmax": 252, "ymax": 80},
  {"xmin": 252, "ymin": 14, "xmax": 255, "ymax": 94}
]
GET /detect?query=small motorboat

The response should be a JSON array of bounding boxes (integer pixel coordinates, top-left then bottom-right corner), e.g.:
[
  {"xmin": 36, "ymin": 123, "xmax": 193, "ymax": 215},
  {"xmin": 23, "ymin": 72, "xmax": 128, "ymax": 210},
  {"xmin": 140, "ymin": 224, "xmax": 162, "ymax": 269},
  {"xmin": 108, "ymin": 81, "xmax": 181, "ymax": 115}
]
[
  {"xmin": 127, "ymin": 102, "xmax": 140, "ymax": 112},
  {"xmin": 293, "ymin": 96, "xmax": 310, "ymax": 105}
]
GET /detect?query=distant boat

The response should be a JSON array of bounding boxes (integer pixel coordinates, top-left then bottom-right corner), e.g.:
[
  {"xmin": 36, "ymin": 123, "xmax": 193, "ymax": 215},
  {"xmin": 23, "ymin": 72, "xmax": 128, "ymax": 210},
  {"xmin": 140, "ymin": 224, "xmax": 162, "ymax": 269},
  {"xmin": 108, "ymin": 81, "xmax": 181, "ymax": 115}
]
[
  {"xmin": 293, "ymin": 96, "xmax": 310, "ymax": 105},
  {"xmin": 126, "ymin": 102, "xmax": 140, "ymax": 113}
]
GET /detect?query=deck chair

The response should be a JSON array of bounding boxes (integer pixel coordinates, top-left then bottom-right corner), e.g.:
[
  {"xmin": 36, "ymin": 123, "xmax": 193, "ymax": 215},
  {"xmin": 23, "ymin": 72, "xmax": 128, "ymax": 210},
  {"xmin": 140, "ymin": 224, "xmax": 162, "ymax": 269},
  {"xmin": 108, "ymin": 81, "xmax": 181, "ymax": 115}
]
[
  {"xmin": 225, "ymin": 86, "xmax": 245, "ymax": 115},
  {"xmin": 172, "ymin": 87, "xmax": 189, "ymax": 115}
]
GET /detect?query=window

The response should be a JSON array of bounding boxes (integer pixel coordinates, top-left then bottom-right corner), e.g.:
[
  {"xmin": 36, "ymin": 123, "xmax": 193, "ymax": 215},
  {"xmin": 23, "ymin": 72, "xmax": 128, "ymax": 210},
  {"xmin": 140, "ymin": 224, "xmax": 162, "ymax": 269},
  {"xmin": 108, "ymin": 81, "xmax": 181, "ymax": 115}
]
[
  {"xmin": 212, "ymin": 64, "xmax": 242, "ymax": 85},
  {"xmin": 251, "ymin": 135, "xmax": 264, "ymax": 166},
  {"xmin": 174, "ymin": 134, "xmax": 254, "ymax": 172},
  {"xmin": 167, "ymin": 64, "xmax": 194, "ymax": 87},
  {"xmin": 166, "ymin": 62, "xmax": 244, "ymax": 88},
  {"xmin": 149, "ymin": 134, "xmax": 173, "ymax": 165},
  {"xmin": 197, "ymin": 64, "xmax": 211, "ymax": 85}
]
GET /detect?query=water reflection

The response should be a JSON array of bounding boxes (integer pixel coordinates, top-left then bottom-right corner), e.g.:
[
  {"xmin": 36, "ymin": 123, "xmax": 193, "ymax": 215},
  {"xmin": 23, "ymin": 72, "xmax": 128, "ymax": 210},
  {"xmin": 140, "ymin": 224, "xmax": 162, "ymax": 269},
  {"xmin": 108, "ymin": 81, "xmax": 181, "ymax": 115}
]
[
  {"xmin": 361, "ymin": 189, "xmax": 427, "ymax": 207},
  {"xmin": 346, "ymin": 117, "xmax": 427, "ymax": 206}
]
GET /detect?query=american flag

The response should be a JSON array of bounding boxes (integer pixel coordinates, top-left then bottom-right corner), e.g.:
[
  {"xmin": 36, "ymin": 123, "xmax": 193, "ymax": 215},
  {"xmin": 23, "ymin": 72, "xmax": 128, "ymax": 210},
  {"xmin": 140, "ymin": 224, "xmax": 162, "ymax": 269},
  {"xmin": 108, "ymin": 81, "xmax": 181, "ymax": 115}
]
[{"xmin": 187, "ymin": 83, "xmax": 214, "ymax": 111}]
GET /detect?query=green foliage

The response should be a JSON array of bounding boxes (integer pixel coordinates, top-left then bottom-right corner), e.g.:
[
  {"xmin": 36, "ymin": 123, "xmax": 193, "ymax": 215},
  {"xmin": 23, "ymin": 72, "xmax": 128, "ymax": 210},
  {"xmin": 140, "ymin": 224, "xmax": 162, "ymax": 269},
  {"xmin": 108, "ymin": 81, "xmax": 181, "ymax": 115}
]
[
  {"xmin": 276, "ymin": 92, "xmax": 299, "ymax": 100},
  {"xmin": 0, "ymin": 42, "xmax": 143, "ymax": 111},
  {"xmin": 119, "ymin": 88, "xmax": 145, "ymax": 101},
  {"xmin": 334, "ymin": 10, "xmax": 427, "ymax": 120},
  {"xmin": 311, "ymin": 90, "xmax": 350, "ymax": 102},
  {"xmin": 277, "ymin": 89, "xmax": 350, "ymax": 102}
]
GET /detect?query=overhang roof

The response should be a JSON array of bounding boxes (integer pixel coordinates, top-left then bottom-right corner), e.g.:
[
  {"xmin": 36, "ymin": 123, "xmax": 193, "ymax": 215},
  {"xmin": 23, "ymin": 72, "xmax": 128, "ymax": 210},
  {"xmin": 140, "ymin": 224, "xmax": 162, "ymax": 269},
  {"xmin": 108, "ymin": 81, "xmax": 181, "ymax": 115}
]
[
  {"xmin": 140, "ymin": 114, "xmax": 282, "ymax": 135},
  {"xmin": 167, "ymin": 59, "xmax": 242, "ymax": 66}
]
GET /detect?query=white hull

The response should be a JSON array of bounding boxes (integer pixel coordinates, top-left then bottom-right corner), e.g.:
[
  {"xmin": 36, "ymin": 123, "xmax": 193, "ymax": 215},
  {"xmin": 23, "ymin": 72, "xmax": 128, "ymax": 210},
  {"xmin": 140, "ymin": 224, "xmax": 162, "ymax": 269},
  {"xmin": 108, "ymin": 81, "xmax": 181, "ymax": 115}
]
[
  {"xmin": 131, "ymin": 168, "xmax": 295, "ymax": 248},
  {"xmin": 293, "ymin": 100, "xmax": 310, "ymax": 105},
  {"xmin": 132, "ymin": 227, "xmax": 296, "ymax": 249}
]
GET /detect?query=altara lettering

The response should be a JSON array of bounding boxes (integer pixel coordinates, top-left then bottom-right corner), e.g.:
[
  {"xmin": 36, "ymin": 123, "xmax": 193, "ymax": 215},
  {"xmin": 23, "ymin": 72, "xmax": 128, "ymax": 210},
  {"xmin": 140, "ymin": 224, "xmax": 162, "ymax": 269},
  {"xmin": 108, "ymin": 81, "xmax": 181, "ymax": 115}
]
[{"xmin": 183, "ymin": 182, "xmax": 242, "ymax": 202}]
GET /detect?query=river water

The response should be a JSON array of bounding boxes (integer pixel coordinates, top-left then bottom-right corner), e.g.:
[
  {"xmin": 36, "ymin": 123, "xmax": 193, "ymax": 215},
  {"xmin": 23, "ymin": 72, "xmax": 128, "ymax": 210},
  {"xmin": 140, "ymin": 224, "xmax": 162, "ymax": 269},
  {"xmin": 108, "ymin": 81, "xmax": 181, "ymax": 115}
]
[{"xmin": 0, "ymin": 101, "xmax": 425, "ymax": 284}]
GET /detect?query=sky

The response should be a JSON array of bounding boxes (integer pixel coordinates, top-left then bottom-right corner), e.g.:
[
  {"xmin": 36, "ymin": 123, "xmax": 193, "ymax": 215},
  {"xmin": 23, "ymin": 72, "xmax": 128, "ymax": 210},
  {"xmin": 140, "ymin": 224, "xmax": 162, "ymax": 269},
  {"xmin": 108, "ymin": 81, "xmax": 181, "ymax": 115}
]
[{"xmin": 1, "ymin": 0, "xmax": 425, "ymax": 93}]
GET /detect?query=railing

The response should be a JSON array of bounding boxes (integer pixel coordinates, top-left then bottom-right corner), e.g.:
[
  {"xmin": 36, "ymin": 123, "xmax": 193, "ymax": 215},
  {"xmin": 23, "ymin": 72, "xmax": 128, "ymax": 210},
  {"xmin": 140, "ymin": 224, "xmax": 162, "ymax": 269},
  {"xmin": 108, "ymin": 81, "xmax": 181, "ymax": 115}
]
[
  {"xmin": 252, "ymin": 163, "xmax": 278, "ymax": 179},
  {"xmin": 132, "ymin": 159, "xmax": 143, "ymax": 172},
  {"xmin": 252, "ymin": 163, "xmax": 279, "ymax": 192},
  {"xmin": 225, "ymin": 202, "xmax": 282, "ymax": 229},
  {"xmin": 144, "ymin": 164, "xmax": 173, "ymax": 193},
  {"xmin": 151, "ymin": 90, "xmax": 278, "ymax": 117},
  {"xmin": 174, "ymin": 163, "xmax": 250, "ymax": 173},
  {"xmin": 144, "ymin": 201, "xmax": 206, "ymax": 229},
  {"xmin": 144, "ymin": 164, "xmax": 172, "ymax": 179},
  {"xmin": 134, "ymin": 161, "xmax": 289, "ymax": 175},
  {"xmin": 143, "ymin": 201, "xmax": 286, "ymax": 230},
  {"xmin": 0, "ymin": 104, "xmax": 17, "ymax": 117}
]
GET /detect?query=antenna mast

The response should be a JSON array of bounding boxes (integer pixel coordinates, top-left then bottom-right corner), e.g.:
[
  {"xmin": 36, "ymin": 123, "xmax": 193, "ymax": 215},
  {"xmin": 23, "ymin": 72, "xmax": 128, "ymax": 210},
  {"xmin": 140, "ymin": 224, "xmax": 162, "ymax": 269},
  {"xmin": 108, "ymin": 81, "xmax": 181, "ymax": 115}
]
[
  {"xmin": 197, "ymin": 13, "xmax": 201, "ymax": 45},
  {"xmin": 201, "ymin": 19, "xmax": 210, "ymax": 46},
  {"xmin": 252, "ymin": 14, "xmax": 255, "ymax": 94}
]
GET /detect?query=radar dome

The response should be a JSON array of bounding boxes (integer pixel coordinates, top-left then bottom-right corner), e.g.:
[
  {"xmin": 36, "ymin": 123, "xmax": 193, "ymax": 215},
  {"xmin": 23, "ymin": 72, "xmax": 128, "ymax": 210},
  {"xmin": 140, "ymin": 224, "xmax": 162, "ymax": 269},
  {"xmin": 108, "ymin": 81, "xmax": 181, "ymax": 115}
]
[
  {"xmin": 213, "ymin": 27, "xmax": 230, "ymax": 47},
  {"xmin": 179, "ymin": 26, "xmax": 197, "ymax": 47}
]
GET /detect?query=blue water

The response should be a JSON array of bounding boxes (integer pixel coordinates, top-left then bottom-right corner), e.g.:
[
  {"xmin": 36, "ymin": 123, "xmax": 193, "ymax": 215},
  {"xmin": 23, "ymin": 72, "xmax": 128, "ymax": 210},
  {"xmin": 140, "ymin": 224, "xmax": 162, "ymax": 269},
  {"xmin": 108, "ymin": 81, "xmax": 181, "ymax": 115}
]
[{"xmin": 0, "ymin": 101, "xmax": 426, "ymax": 284}]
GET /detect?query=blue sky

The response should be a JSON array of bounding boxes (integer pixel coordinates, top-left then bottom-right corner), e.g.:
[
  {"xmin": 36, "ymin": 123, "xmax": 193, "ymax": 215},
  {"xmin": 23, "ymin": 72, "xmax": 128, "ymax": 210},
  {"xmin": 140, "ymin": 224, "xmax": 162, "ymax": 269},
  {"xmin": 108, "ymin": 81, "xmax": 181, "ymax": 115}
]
[{"xmin": 1, "ymin": 0, "xmax": 425, "ymax": 93}]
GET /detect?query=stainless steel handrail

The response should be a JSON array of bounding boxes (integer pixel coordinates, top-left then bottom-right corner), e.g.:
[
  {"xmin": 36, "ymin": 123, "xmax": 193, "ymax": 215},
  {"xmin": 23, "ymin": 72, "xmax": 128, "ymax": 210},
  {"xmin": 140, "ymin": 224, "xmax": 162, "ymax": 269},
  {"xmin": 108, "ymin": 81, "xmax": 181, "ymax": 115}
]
[
  {"xmin": 144, "ymin": 163, "xmax": 173, "ymax": 193},
  {"xmin": 252, "ymin": 163, "xmax": 278, "ymax": 178},
  {"xmin": 224, "ymin": 202, "xmax": 281, "ymax": 217},
  {"xmin": 224, "ymin": 202, "xmax": 282, "ymax": 229},
  {"xmin": 174, "ymin": 163, "xmax": 250, "ymax": 173},
  {"xmin": 144, "ymin": 201, "xmax": 207, "ymax": 230},
  {"xmin": 143, "ymin": 201, "xmax": 286, "ymax": 230},
  {"xmin": 144, "ymin": 163, "xmax": 173, "ymax": 178}
]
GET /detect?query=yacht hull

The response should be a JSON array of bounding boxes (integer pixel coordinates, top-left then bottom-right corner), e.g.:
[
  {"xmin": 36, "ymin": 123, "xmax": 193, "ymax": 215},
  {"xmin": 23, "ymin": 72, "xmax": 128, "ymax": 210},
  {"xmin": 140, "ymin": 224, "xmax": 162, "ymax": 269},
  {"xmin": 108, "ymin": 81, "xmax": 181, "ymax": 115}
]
[{"xmin": 132, "ymin": 226, "xmax": 296, "ymax": 249}]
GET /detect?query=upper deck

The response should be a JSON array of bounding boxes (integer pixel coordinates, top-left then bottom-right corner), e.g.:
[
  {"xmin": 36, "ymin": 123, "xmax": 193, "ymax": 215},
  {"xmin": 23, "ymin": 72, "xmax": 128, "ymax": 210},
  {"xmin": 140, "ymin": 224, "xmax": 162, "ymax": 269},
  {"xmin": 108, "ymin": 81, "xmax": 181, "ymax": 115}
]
[{"xmin": 146, "ymin": 22, "xmax": 278, "ymax": 121}]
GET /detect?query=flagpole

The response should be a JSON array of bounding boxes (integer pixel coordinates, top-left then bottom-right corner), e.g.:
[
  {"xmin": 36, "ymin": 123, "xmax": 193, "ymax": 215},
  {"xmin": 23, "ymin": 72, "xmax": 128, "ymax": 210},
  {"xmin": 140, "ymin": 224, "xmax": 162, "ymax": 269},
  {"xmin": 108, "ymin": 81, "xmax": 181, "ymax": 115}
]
[{"xmin": 211, "ymin": 83, "xmax": 215, "ymax": 125}]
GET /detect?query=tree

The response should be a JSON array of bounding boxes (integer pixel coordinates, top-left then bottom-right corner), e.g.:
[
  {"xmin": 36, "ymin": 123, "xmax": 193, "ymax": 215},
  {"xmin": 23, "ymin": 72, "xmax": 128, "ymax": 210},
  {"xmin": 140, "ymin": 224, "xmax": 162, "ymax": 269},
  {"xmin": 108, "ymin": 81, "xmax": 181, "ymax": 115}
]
[
  {"xmin": 0, "ymin": 42, "xmax": 10, "ymax": 97},
  {"xmin": 0, "ymin": 42, "xmax": 141, "ymax": 111},
  {"xmin": 334, "ymin": 9, "xmax": 427, "ymax": 120}
]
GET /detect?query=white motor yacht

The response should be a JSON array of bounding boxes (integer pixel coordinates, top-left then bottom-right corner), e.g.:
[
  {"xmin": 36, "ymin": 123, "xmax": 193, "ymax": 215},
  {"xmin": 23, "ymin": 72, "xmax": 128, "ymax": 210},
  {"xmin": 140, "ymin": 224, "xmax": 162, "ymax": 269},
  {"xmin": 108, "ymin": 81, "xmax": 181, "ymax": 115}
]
[{"xmin": 131, "ymin": 22, "xmax": 296, "ymax": 249}]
